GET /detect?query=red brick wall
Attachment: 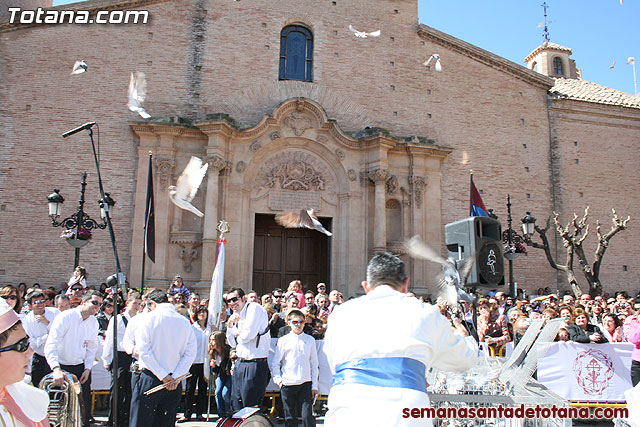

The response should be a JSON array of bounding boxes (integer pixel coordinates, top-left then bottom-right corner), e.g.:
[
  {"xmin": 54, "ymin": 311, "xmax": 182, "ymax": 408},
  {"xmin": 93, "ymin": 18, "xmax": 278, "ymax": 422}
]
[{"xmin": 0, "ymin": 0, "xmax": 638, "ymax": 296}]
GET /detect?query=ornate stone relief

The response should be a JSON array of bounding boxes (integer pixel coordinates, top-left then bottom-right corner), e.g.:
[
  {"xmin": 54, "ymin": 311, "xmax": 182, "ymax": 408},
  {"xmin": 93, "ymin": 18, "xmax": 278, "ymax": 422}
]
[
  {"xmin": 236, "ymin": 161, "xmax": 246, "ymax": 173},
  {"xmin": 255, "ymin": 151, "xmax": 334, "ymax": 194},
  {"xmin": 335, "ymin": 149, "xmax": 345, "ymax": 161},
  {"xmin": 155, "ymin": 157, "xmax": 176, "ymax": 190},
  {"xmin": 385, "ymin": 175, "xmax": 398, "ymax": 195},
  {"xmin": 284, "ymin": 113, "xmax": 313, "ymax": 136},
  {"xmin": 205, "ymin": 155, "xmax": 227, "ymax": 174},
  {"xmin": 411, "ymin": 176, "xmax": 426, "ymax": 208},
  {"xmin": 249, "ymin": 141, "xmax": 262, "ymax": 152},
  {"xmin": 347, "ymin": 169, "xmax": 357, "ymax": 182},
  {"xmin": 180, "ymin": 247, "xmax": 198, "ymax": 273},
  {"xmin": 270, "ymin": 131, "xmax": 280, "ymax": 140},
  {"xmin": 317, "ymin": 135, "xmax": 328, "ymax": 143},
  {"xmin": 170, "ymin": 231, "xmax": 202, "ymax": 273},
  {"xmin": 368, "ymin": 168, "xmax": 390, "ymax": 183}
]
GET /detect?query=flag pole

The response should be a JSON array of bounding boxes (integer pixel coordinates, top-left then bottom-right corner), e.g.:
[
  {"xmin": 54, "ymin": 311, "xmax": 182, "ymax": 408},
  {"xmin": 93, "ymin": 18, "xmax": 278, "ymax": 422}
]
[
  {"xmin": 206, "ymin": 219, "xmax": 230, "ymax": 421},
  {"xmin": 140, "ymin": 152, "xmax": 154, "ymax": 293},
  {"xmin": 469, "ymin": 170, "xmax": 474, "ymax": 217}
]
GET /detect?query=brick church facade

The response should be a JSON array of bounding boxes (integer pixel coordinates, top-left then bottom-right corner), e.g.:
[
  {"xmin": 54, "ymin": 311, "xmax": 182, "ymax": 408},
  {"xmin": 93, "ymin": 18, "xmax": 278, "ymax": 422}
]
[{"xmin": 1, "ymin": 0, "xmax": 638, "ymax": 297}]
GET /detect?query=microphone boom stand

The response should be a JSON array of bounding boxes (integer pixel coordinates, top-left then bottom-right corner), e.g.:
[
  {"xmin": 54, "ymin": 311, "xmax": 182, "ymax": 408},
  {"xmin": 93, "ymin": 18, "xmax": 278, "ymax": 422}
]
[{"xmin": 65, "ymin": 123, "xmax": 125, "ymax": 427}]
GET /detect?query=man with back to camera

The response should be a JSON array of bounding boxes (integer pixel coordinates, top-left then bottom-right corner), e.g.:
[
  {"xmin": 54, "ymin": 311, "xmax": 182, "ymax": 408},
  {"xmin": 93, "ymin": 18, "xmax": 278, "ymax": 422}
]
[
  {"xmin": 225, "ymin": 287, "xmax": 271, "ymax": 411},
  {"xmin": 129, "ymin": 289, "xmax": 196, "ymax": 427},
  {"xmin": 324, "ymin": 252, "xmax": 478, "ymax": 427}
]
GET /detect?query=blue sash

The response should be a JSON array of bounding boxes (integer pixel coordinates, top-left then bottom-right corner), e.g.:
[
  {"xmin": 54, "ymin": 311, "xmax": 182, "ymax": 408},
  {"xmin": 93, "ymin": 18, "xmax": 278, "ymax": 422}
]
[{"xmin": 332, "ymin": 357, "xmax": 427, "ymax": 393}]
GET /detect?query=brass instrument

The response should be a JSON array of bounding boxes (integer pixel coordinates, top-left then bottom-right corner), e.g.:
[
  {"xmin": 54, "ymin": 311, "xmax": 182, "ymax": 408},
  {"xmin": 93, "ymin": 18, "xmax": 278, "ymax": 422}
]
[{"xmin": 39, "ymin": 371, "xmax": 84, "ymax": 427}]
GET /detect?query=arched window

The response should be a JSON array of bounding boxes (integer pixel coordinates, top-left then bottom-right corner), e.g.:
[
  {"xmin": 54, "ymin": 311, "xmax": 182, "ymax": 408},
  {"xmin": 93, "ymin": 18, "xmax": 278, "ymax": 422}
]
[
  {"xmin": 553, "ymin": 57, "xmax": 564, "ymax": 76},
  {"xmin": 279, "ymin": 25, "xmax": 313, "ymax": 82}
]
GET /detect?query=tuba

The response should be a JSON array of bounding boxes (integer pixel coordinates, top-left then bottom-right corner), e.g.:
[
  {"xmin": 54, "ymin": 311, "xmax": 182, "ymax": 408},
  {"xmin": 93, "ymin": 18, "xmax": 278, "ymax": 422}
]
[{"xmin": 38, "ymin": 371, "xmax": 84, "ymax": 427}]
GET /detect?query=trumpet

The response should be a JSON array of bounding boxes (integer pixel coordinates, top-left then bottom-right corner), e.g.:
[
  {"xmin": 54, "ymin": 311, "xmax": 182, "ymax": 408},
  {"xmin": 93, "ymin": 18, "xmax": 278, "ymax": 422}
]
[{"xmin": 39, "ymin": 371, "xmax": 84, "ymax": 427}]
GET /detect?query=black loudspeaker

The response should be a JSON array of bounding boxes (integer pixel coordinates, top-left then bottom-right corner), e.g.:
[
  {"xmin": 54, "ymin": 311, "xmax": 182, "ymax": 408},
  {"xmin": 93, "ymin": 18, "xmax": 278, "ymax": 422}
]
[{"xmin": 444, "ymin": 217, "xmax": 505, "ymax": 288}]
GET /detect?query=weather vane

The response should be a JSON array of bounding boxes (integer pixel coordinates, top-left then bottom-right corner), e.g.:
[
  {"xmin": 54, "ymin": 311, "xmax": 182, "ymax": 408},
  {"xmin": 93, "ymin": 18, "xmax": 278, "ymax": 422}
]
[{"xmin": 541, "ymin": 2, "xmax": 551, "ymax": 43}]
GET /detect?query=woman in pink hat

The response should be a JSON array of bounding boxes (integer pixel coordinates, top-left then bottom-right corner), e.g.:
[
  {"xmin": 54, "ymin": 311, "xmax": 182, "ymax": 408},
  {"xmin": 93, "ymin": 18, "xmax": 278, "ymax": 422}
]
[{"xmin": 0, "ymin": 297, "xmax": 49, "ymax": 427}]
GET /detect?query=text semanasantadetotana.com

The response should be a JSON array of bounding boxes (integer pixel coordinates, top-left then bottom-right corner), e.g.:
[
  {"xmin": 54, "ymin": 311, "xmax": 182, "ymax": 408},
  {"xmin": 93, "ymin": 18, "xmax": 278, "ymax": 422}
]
[
  {"xmin": 402, "ymin": 405, "xmax": 628, "ymax": 419},
  {"xmin": 7, "ymin": 8, "xmax": 149, "ymax": 24}
]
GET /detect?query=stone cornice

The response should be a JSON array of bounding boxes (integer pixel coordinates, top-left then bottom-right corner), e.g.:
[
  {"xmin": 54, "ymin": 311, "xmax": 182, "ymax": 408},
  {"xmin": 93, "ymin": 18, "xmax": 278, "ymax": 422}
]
[
  {"xmin": 129, "ymin": 123, "xmax": 204, "ymax": 138},
  {"xmin": 417, "ymin": 24, "xmax": 554, "ymax": 90}
]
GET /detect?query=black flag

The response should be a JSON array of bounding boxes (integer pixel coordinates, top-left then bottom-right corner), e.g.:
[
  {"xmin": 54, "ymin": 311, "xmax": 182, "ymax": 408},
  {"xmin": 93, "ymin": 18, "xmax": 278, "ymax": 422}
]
[{"xmin": 144, "ymin": 154, "xmax": 155, "ymax": 263}]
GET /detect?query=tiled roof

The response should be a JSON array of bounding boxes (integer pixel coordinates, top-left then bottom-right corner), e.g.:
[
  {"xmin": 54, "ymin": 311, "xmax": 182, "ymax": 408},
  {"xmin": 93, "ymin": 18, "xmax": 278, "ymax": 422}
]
[
  {"xmin": 550, "ymin": 78, "xmax": 640, "ymax": 109},
  {"xmin": 525, "ymin": 42, "xmax": 572, "ymax": 62}
]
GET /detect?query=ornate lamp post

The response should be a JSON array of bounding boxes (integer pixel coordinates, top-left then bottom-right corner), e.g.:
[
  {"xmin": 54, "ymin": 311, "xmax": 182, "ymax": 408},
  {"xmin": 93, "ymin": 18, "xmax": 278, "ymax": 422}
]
[
  {"xmin": 47, "ymin": 171, "xmax": 115, "ymax": 268},
  {"xmin": 502, "ymin": 194, "xmax": 527, "ymax": 298}
]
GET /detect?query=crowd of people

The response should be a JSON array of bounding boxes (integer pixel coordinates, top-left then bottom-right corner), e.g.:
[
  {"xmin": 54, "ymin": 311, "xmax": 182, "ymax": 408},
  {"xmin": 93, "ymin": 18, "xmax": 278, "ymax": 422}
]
[{"xmin": 1, "ymin": 262, "xmax": 640, "ymax": 426}]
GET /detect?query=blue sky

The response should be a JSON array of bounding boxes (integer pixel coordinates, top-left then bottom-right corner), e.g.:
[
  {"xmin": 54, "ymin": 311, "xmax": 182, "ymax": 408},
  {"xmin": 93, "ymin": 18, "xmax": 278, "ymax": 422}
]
[{"xmin": 51, "ymin": 0, "xmax": 639, "ymax": 95}]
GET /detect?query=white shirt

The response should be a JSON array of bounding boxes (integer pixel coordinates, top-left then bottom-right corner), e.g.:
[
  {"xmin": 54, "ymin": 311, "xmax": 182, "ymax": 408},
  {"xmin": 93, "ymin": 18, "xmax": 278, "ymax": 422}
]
[
  {"xmin": 102, "ymin": 312, "xmax": 134, "ymax": 366},
  {"xmin": 226, "ymin": 302, "xmax": 270, "ymax": 360},
  {"xmin": 122, "ymin": 310, "xmax": 148, "ymax": 357},
  {"xmin": 21, "ymin": 307, "xmax": 60, "ymax": 356},
  {"xmin": 44, "ymin": 307, "xmax": 99, "ymax": 370},
  {"xmin": 324, "ymin": 285, "xmax": 478, "ymax": 427},
  {"xmin": 136, "ymin": 303, "xmax": 196, "ymax": 380},
  {"xmin": 270, "ymin": 331, "xmax": 319, "ymax": 389},
  {"xmin": 192, "ymin": 322, "xmax": 209, "ymax": 364}
]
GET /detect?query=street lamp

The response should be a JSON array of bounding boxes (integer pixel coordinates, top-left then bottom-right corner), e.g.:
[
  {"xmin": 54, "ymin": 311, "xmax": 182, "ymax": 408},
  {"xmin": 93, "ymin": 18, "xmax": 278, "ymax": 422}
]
[
  {"xmin": 502, "ymin": 194, "xmax": 527, "ymax": 298},
  {"xmin": 47, "ymin": 171, "xmax": 114, "ymax": 268},
  {"xmin": 522, "ymin": 212, "xmax": 537, "ymax": 238}
]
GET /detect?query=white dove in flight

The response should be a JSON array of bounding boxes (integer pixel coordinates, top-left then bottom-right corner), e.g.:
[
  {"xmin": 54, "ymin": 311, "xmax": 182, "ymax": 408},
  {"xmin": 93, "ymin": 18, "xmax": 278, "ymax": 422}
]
[
  {"xmin": 349, "ymin": 24, "xmax": 381, "ymax": 38},
  {"xmin": 127, "ymin": 71, "xmax": 151, "ymax": 119},
  {"xmin": 275, "ymin": 209, "xmax": 332, "ymax": 236},
  {"xmin": 406, "ymin": 235, "xmax": 475, "ymax": 306},
  {"xmin": 423, "ymin": 54, "xmax": 442, "ymax": 72},
  {"xmin": 168, "ymin": 156, "xmax": 209, "ymax": 217},
  {"xmin": 71, "ymin": 60, "xmax": 88, "ymax": 75}
]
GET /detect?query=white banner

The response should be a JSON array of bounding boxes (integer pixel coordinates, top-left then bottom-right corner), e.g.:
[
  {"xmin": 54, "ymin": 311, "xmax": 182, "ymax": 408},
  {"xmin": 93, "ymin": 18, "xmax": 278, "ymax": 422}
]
[{"xmin": 537, "ymin": 342, "xmax": 633, "ymax": 402}]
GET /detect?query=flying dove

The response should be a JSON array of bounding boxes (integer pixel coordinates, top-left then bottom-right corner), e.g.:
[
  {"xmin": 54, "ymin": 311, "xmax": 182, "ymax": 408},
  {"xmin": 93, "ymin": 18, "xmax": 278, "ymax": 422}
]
[
  {"xmin": 275, "ymin": 209, "xmax": 332, "ymax": 236},
  {"xmin": 168, "ymin": 156, "xmax": 209, "ymax": 217},
  {"xmin": 127, "ymin": 71, "xmax": 151, "ymax": 119},
  {"xmin": 609, "ymin": 60, "xmax": 616, "ymax": 70},
  {"xmin": 406, "ymin": 235, "xmax": 474, "ymax": 306},
  {"xmin": 71, "ymin": 60, "xmax": 88, "ymax": 75},
  {"xmin": 348, "ymin": 24, "xmax": 381, "ymax": 38},
  {"xmin": 423, "ymin": 54, "xmax": 442, "ymax": 72}
]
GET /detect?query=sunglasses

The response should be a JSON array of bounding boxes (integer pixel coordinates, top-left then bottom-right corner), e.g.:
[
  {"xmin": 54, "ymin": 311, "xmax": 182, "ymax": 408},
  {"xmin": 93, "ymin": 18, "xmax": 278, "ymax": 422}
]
[
  {"xmin": 71, "ymin": 287, "xmax": 83, "ymax": 292},
  {"xmin": 273, "ymin": 295, "xmax": 283, "ymax": 299},
  {"xmin": 89, "ymin": 300, "xmax": 101, "ymax": 306},
  {"xmin": 290, "ymin": 320, "xmax": 304, "ymax": 325},
  {"xmin": 225, "ymin": 296, "xmax": 239, "ymax": 304},
  {"xmin": 31, "ymin": 299, "xmax": 46, "ymax": 305},
  {"xmin": 0, "ymin": 336, "xmax": 30, "ymax": 354},
  {"xmin": 3, "ymin": 295, "xmax": 17, "ymax": 301}
]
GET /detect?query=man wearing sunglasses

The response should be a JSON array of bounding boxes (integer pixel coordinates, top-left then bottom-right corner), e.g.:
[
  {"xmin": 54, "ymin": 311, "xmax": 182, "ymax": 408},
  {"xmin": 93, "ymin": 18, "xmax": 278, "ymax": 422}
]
[
  {"xmin": 21, "ymin": 290, "xmax": 61, "ymax": 388},
  {"xmin": 225, "ymin": 287, "xmax": 270, "ymax": 411},
  {"xmin": 0, "ymin": 295, "xmax": 50, "ymax": 426},
  {"xmin": 45, "ymin": 290, "xmax": 102, "ymax": 427}
]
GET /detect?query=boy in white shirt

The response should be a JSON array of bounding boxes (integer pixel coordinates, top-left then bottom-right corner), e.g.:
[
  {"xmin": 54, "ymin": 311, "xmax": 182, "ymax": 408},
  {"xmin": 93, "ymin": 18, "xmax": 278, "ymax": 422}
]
[{"xmin": 269, "ymin": 309, "xmax": 319, "ymax": 427}]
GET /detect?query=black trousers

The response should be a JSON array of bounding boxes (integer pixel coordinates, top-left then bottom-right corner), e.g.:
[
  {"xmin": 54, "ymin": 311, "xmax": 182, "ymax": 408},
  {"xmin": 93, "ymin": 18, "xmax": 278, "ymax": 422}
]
[
  {"xmin": 632, "ymin": 360, "xmax": 640, "ymax": 387},
  {"xmin": 231, "ymin": 358, "xmax": 270, "ymax": 411},
  {"xmin": 130, "ymin": 369, "xmax": 182, "ymax": 427},
  {"xmin": 281, "ymin": 382, "xmax": 315, "ymax": 427},
  {"xmin": 108, "ymin": 352, "xmax": 133, "ymax": 426},
  {"xmin": 60, "ymin": 363, "xmax": 91, "ymax": 427},
  {"xmin": 31, "ymin": 353, "xmax": 52, "ymax": 388},
  {"xmin": 184, "ymin": 363, "xmax": 207, "ymax": 417}
]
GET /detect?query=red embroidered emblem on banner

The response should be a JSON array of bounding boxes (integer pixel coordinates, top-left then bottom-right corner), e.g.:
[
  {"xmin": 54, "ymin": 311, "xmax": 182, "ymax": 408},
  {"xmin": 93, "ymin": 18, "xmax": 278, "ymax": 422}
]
[{"xmin": 572, "ymin": 348, "xmax": 614, "ymax": 395}]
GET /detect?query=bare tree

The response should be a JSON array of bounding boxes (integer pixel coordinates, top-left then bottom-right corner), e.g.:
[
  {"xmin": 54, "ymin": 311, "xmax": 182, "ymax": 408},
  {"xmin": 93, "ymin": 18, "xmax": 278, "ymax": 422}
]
[{"xmin": 524, "ymin": 207, "xmax": 630, "ymax": 297}]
